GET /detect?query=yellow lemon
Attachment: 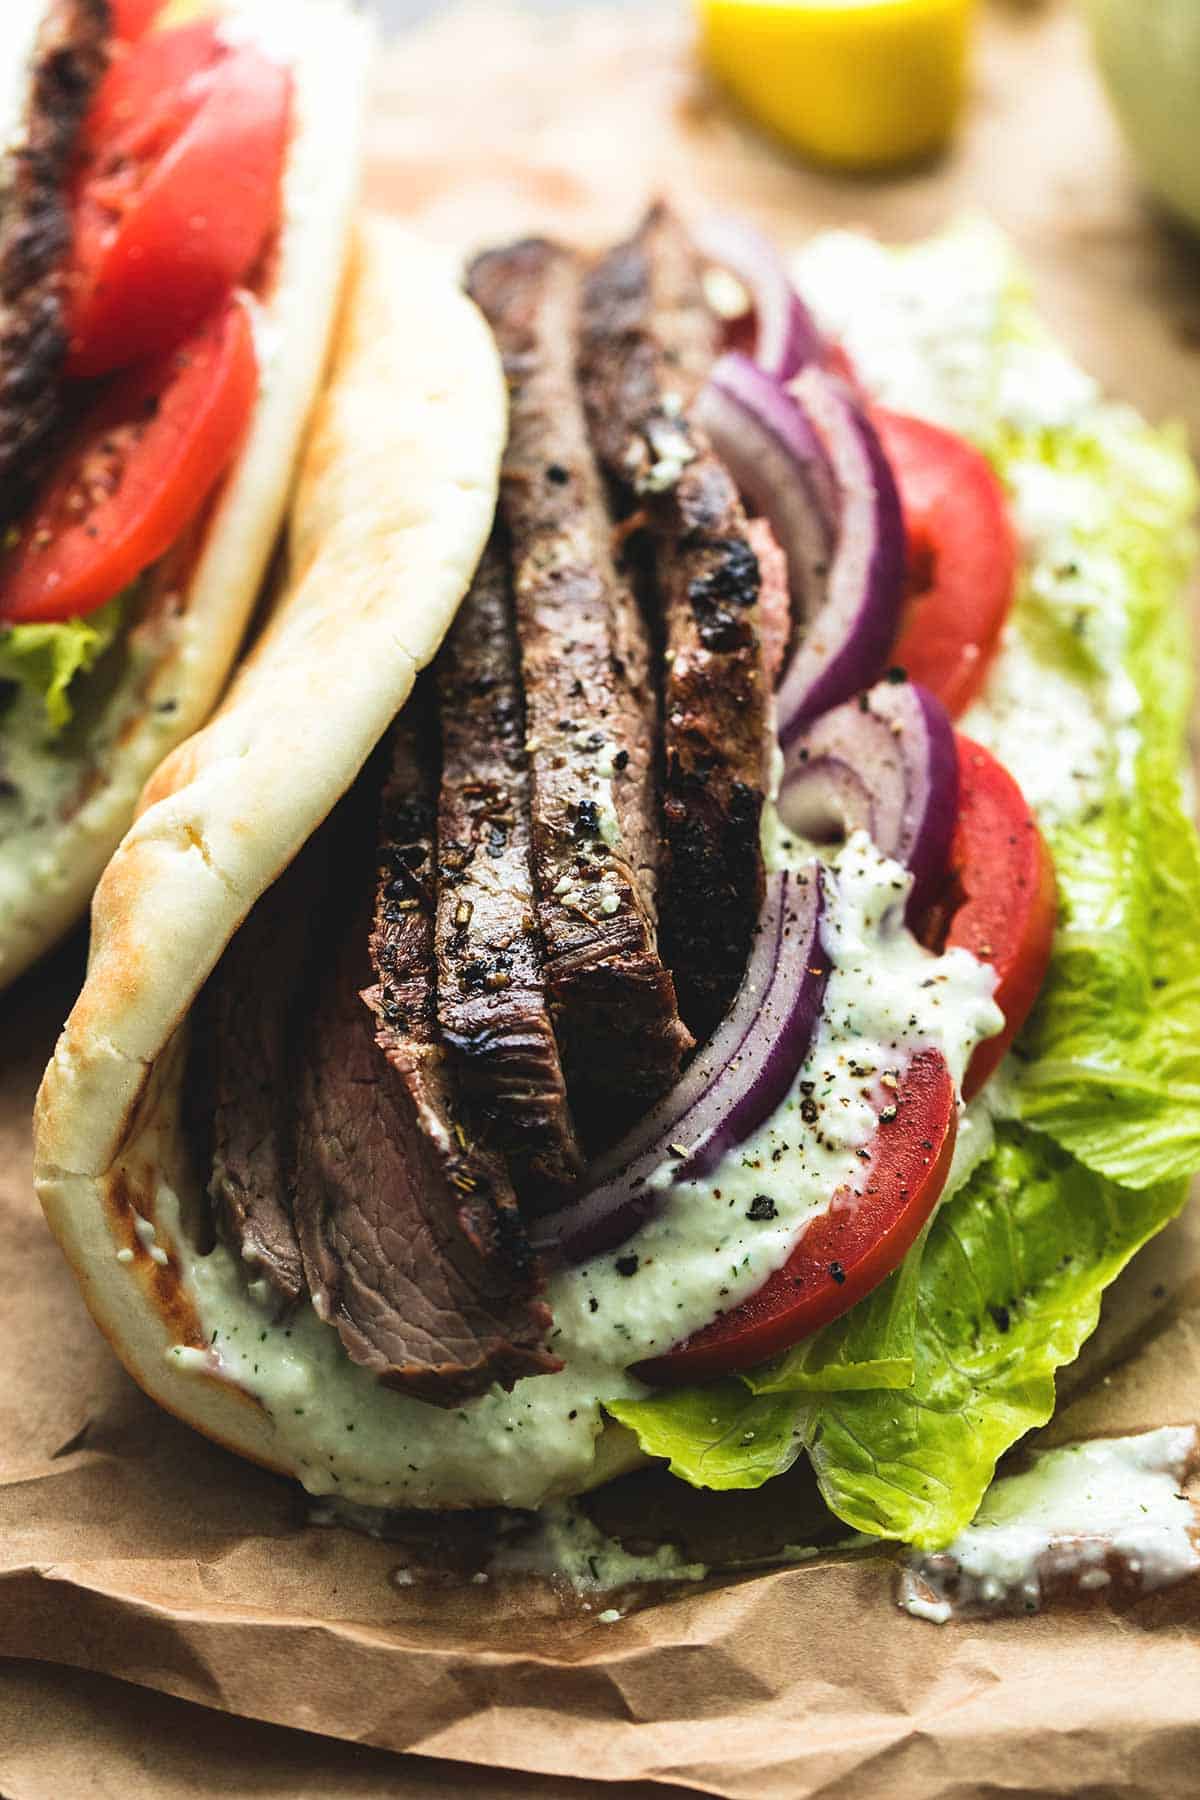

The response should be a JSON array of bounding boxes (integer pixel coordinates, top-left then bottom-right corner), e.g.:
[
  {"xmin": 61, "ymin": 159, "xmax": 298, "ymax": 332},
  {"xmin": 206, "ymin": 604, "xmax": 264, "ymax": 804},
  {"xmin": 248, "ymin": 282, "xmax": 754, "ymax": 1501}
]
[{"xmin": 696, "ymin": 0, "xmax": 975, "ymax": 172}]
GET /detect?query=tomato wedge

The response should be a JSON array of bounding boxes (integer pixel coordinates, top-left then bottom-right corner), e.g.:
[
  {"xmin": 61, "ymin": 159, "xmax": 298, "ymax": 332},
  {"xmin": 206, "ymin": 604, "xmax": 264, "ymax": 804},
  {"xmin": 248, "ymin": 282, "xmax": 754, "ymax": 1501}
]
[
  {"xmin": 0, "ymin": 295, "xmax": 257, "ymax": 625},
  {"xmin": 66, "ymin": 27, "xmax": 291, "ymax": 378},
  {"xmin": 111, "ymin": 0, "xmax": 169, "ymax": 40},
  {"xmin": 931, "ymin": 736, "xmax": 1057, "ymax": 1100},
  {"xmin": 875, "ymin": 409, "xmax": 1017, "ymax": 718},
  {"xmin": 636, "ymin": 1049, "xmax": 957, "ymax": 1385},
  {"xmin": 84, "ymin": 21, "xmax": 227, "ymax": 153}
]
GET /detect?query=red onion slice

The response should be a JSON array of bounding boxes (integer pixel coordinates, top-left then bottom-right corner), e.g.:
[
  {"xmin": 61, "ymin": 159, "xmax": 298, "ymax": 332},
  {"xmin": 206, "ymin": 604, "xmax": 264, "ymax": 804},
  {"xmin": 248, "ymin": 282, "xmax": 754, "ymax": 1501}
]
[
  {"xmin": 775, "ymin": 368, "xmax": 906, "ymax": 747},
  {"xmin": 694, "ymin": 214, "xmax": 823, "ymax": 380},
  {"xmin": 539, "ymin": 865, "xmax": 829, "ymax": 1264},
  {"xmin": 695, "ymin": 353, "xmax": 837, "ymax": 653},
  {"xmin": 781, "ymin": 678, "xmax": 959, "ymax": 921}
]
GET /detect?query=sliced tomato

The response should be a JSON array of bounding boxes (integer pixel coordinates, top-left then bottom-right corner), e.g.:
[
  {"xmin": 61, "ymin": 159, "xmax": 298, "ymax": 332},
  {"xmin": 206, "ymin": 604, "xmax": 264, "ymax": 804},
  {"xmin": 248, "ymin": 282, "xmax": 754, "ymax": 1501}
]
[
  {"xmin": 0, "ymin": 295, "xmax": 257, "ymax": 625},
  {"xmin": 874, "ymin": 409, "xmax": 1017, "ymax": 718},
  {"xmin": 930, "ymin": 736, "xmax": 1057, "ymax": 1100},
  {"xmin": 636, "ymin": 1049, "xmax": 957, "ymax": 1385},
  {"xmin": 111, "ymin": 0, "xmax": 170, "ymax": 41},
  {"xmin": 66, "ymin": 29, "xmax": 291, "ymax": 378},
  {"xmin": 84, "ymin": 21, "xmax": 227, "ymax": 152}
]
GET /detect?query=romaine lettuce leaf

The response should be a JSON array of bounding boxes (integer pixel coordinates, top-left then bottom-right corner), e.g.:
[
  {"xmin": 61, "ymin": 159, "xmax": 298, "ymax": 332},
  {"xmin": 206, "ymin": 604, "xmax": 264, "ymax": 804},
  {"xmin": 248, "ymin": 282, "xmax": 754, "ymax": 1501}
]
[
  {"xmin": 1016, "ymin": 757, "xmax": 1200, "ymax": 1188},
  {"xmin": 0, "ymin": 597, "xmax": 124, "ymax": 734},
  {"xmin": 606, "ymin": 1380, "xmax": 804, "ymax": 1491},
  {"xmin": 607, "ymin": 1124, "xmax": 1185, "ymax": 1545},
  {"xmin": 797, "ymin": 1123, "xmax": 1185, "ymax": 1547},
  {"xmin": 980, "ymin": 409, "xmax": 1200, "ymax": 1188}
]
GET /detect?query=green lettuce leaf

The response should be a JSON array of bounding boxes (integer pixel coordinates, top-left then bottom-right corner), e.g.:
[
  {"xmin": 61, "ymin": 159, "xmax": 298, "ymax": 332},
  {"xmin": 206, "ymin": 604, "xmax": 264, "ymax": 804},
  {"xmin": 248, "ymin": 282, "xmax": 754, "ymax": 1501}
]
[
  {"xmin": 0, "ymin": 597, "xmax": 124, "ymax": 734},
  {"xmin": 608, "ymin": 1125, "xmax": 1184, "ymax": 1545},
  {"xmin": 1017, "ymin": 762, "xmax": 1200, "ymax": 1188},
  {"xmin": 797, "ymin": 1123, "xmax": 1186, "ymax": 1548},
  {"xmin": 993, "ymin": 415, "xmax": 1200, "ymax": 1188},
  {"xmin": 606, "ymin": 1380, "xmax": 805, "ymax": 1492}
]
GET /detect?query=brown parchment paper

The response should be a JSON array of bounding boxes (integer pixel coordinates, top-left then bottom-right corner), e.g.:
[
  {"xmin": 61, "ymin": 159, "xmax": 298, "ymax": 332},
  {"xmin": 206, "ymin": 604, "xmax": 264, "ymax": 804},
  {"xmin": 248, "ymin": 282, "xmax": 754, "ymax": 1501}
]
[{"xmin": 5, "ymin": 3, "xmax": 1200, "ymax": 1794}]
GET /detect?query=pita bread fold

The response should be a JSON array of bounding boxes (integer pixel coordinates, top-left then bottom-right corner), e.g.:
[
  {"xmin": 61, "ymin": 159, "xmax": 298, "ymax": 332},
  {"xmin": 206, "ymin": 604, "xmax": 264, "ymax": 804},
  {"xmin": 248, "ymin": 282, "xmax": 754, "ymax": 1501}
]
[
  {"xmin": 34, "ymin": 217, "xmax": 516, "ymax": 1495},
  {"xmin": 0, "ymin": 0, "xmax": 371, "ymax": 989}
]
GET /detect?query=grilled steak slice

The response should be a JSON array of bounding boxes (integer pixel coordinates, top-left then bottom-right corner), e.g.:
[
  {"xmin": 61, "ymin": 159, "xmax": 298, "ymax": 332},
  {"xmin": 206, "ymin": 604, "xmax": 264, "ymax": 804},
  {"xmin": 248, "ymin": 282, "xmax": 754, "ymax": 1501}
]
[
  {"xmin": 581, "ymin": 202, "xmax": 769, "ymax": 1041},
  {"xmin": 0, "ymin": 0, "xmax": 110, "ymax": 530},
  {"xmin": 468, "ymin": 239, "xmax": 692, "ymax": 1135},
  {"xmin": 434, "ymin": 530, "xmax": 584, "ymax": 1209},
  {"xmin": 196, "ymin": 840, "xmax": 330, "ymax": 1305},
  {"xmin": 292, "ymin": 697, "xmax": 558, "ymax": 1406}
]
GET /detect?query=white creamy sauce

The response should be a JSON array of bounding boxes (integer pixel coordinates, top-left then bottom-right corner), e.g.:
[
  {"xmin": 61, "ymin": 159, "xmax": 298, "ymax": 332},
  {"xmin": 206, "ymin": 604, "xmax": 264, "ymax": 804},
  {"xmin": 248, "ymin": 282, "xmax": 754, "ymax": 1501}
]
[
  {"xmin": 166, "ymin": 833, "xmax": 998, "ymax": 1509},
  {"xmin": 132, "ymin": 1211, "xmax": 170, "ymax": 1268},
  {"xmin": 487, "ymin": 1501, "xmax": 710, "ymax": 1593},
  {"xmin": 900, "ymin": 1428, "xmax": 1200, "ymax": 1622},
  {"xmin": 485, "ymin": 1501, "xmax": 837, "ymax": 1597},
  {"xmin": 960, "ymin": 627, "xmax": 1112, "ymax": 826},
  {"xmin": 792, "ymin": 226, "xmax": 1013, "ymax": 442}
]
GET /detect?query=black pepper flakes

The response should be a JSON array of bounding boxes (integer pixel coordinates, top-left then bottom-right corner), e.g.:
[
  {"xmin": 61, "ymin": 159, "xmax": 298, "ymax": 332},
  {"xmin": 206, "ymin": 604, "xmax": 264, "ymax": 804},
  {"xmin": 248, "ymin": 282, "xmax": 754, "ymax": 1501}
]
[
  {"xmin": 615, "ymin": 1254, "xmax": 640, "ymax": 1277},
  {"xmin": 747, "ymin": 1195, "xmax": 777, "ymax": 1222},
  {"xmin": 829, "ymin": 1261, "xmax": 846, "ymax": 1285}
]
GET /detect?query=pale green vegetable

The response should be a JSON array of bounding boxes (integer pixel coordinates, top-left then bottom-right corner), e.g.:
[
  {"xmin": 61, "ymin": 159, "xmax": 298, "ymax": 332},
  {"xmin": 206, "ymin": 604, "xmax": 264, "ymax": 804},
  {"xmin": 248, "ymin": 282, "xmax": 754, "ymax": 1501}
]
[
  {"xmin": 797, "ymin": 1125, "xmax": 1186, "ymax": 1547},
  {"xmin": 0, "ymin": 596, "xmax": 125, "ymax": 734},
  {"xmin": 607, "ymin": 1380, "xmax": 804, "ymax": 1492},
  {"xmin": 995, "ymin": 412, "xmax": 1200, "ymax": 1188}
]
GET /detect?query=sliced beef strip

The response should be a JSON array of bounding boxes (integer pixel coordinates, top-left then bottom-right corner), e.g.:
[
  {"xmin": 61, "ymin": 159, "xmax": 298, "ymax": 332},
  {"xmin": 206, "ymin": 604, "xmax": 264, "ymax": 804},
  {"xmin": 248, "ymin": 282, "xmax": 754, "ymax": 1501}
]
[
  {"xmin": 467, "ymin": 239, "xmax": 692, "ymax": 1138},
  {"xmin": 192, "ymin": 789, "xmax": 366, "ymax": 1304},
  {"xmin": 292, "ymin": 696, "xmax": 559, "ymax": 1406},
  {"xmin": 195, "ymin": 841, "xmax": 326, "ymax": 1304},
  {"xmin": 0, "ymin": 0, "xmax": 110, "ymax": 530},
  {"xmin": 434, "ymin": 529, "xmax": 585, "ymax": 1210},
  {"xmin": 580, "ymin": 202, "xmax": 769, "ymax": 1042}
]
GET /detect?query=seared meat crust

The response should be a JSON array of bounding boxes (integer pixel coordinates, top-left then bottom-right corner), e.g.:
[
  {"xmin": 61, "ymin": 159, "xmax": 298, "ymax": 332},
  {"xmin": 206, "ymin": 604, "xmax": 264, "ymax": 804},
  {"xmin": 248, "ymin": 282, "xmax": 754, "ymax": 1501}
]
[
  {"xmin": 292, "ymin": 699, "xmax": 558, "ymax": 1406},
  {"xmin": 0, "ymin": 0, "xmax": 110, "ymax": 529},
  {"xmin": 469, "ymin": 238, "xmax": 692, "ymax": 1135},
  {"xmin": 435, "ymin": 530, "xmax": 585, "ymax": 1209},
  {"xmin": 581, "ymin": 203, "xmax": 769, "ymax": 1040}
]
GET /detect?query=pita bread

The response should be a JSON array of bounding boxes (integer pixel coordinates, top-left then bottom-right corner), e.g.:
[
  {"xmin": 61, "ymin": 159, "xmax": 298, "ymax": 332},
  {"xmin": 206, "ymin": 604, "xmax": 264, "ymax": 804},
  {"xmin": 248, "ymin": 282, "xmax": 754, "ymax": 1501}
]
[
  {"xmin": 31, "ymin": 215, "xmax": 635, "ymax": 1510},
  {"xmin": 0, "ymin": 0, "xmax": 370, "ymax": 988}
]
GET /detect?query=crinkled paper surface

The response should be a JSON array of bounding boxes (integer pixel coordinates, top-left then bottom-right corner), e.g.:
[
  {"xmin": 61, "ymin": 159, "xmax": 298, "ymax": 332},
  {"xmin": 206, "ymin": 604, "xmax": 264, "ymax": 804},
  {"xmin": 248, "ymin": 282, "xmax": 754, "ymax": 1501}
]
[{"xmin": 4, "ymin": 1, "xmax": 1200, "ymax": 1792}]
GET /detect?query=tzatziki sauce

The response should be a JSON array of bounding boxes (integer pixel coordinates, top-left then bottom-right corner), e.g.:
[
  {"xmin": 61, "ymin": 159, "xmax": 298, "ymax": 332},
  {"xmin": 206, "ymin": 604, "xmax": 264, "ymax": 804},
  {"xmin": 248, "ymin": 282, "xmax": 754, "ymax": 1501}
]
[
  {"xmin": 900, "ymin": 1427, "xmax": 1200, "ymax": 1623},
  {"xmin": 166, "ymin": 831, "xmax": 1000, "ymax": 1509}
]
